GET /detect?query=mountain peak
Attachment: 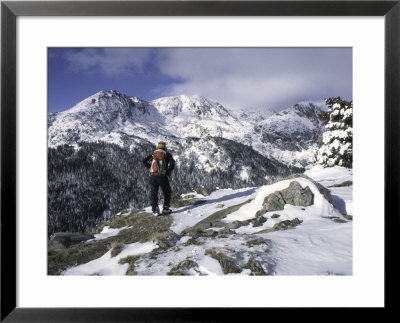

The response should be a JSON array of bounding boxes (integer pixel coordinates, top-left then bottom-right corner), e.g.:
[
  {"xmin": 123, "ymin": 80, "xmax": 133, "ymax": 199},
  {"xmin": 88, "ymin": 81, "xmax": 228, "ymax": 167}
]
[
  {"xmin": 152, "ymin": 94, "xmax": 215, "ymax": 105},
  {"xmin": 151, "ymin": 94, "xmax": 233, "ymax": 120},
  {"xmin": 290, "ymin": 102, "xmax": 324, "ymax": 121},
  {"xmin": 90, "ymin": 89, "xmax": 127, "ymax": 99}
]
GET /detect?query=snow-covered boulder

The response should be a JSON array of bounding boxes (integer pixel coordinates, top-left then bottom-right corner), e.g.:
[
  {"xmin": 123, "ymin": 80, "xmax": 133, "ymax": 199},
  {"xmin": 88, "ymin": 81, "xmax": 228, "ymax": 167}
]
[
  {"xmin": 223, "ymin": 174, "xmax": 342, "ymax": 232},
  {"xmin": 256, "ymin": 181, "xmax": 314, "ymax": 216},
  {"xmin": 254, "ymin": 174, "xmax": 333, "ymax": 218}
]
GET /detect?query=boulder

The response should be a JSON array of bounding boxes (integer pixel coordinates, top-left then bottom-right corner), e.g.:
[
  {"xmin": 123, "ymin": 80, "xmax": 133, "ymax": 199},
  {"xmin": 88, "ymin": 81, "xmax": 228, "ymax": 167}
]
[
  {"xmin": 251, "ymin": 216, "xmax": 267, "ymax": 227},
  {"xmin": 285, "ymin": 174, "xmax": 333, "ymax": 204},
  {"xmin": 280, "ymin": 181, "xmax": 314, "ymax": 207},
  {"xmin": 257, "ymin": 180, "xmax": 316, "ymax": 216},
  {"xmin": 262, "ymin": 191, "xmax": 286, "ymax": 212}
]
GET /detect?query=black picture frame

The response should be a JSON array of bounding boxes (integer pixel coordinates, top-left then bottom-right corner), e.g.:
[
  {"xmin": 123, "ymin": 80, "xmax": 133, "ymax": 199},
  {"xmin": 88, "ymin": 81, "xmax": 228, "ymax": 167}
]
[{"xmin": 1, "ymin": 0, "xmax": 398, "ymax": 321}]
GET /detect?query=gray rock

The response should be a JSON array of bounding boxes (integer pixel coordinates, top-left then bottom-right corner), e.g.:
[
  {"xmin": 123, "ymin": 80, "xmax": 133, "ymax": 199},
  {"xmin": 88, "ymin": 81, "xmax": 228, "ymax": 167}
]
[
  {"xmin": 205, "ymin": 248, "xmax": 242, "ymax": 274},
  {"xmin": 50, "ymin": 232, "xmax": 95, "ymax": 249},
  {"xmin": 165, "ymin": 196, "xmax": 206, "ymax": 208},
  {"xmin": 243, "ymin": 258, "xmax": 268, "ymax": 275},
  {"xmin": 271, "ymin": 218, "xmax": 303, "ymax": 231},
  {"xmin": 251, "ymin": 216, "xmax": 267, "ymax": 227},
  {"xmin": 182, "ymin": 199, "xmax": 252, "ymax": 235},
  {"xmin": 255, "ymin": 209, "xmax": 265, "ymax": 217},
  {"xmin": 216, "ymin": 204, "xmax": 224, "ymax": 208},
  {"xmin": 255, "ymin": 218, "xmax": 303, "ymax": 234},
  {"xmin": 256, "ymin": 179, "xmax": 317, "ymax": 217},
  {"xmin": 226, "ymin": 221, "xmax": 244, "ymax": 230},
  {"xmin": 245, "ymin": 238, "xmax": 270, "ymax": 249},
  {"xmin": 285, "ymin": 174, "xmax": 333, "ymax": 204},
  {"xmin": 187, "ymin": 229, "xmax": 218, "ymax": 239},
  {"xmin": 271, "ymin": 214, "xmax": 281, "ymax": 219},
  {"xmin": 183, "ymin": 238, "xmax": 205, "ymax": 246},
  {"xmin": 262, "ymin": 191, "xmax": 286, "ymax": 212},
  {"xmin": 195, "ymin": 187, "xmax": 215, "ymax": 196},
  {"xmin": 167, "ymin": 260, "xmax": 199, "ymax": 275},
  {"xmin": 218, "ymin": 227, "xmax": 236, "ymax": 235},
  {"xmin": 280, "ymin": 181, "xmax": 314, "ymax": 207}
]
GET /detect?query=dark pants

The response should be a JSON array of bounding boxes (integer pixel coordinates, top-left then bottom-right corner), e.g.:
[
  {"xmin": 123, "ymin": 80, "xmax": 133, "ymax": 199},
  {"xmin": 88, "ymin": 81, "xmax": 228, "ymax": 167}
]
[{"xmin": 150, "ymin": 175, "xmax": 171, "ymax": 212}]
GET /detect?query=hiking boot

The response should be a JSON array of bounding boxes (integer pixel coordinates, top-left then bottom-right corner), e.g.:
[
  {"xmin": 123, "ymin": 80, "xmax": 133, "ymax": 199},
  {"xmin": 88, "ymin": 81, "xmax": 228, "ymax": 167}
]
[
  {"xmin": 162, "ymin": 207, "xmax": 172, "ymax": 215},
  {"xmin": 152, "ymin": 207, "xmax": 160, "ymax": 216}
]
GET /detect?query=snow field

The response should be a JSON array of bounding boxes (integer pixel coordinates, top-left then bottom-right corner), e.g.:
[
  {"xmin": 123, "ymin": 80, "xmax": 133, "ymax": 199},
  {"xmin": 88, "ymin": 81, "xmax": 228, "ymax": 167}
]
[
  {"xmin": 88, "ymin": 225, "xmax": 129, "ymax": 241},
  {"xmin": 63, "ymin": 241, "xmax": 158, "ymax": 275},
  {"xmin": 61, "ymin": 165, "xmax": 352, "ymax": 276},
  {"xmin": 169, "ymin": 187, "xmax": 258, "ymax": 234}
]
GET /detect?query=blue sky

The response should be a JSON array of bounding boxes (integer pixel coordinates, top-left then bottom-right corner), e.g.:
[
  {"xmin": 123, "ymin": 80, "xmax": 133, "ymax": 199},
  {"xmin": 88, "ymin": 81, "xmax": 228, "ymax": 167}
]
[{"xmin": 48, "ymin": 47, "xmax": 352, "ymax": 113}]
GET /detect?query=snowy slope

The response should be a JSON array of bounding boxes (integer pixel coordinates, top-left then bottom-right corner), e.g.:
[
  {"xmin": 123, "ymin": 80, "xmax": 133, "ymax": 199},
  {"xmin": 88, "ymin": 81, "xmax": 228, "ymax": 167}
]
[
  {"xmin": 48, "ymin": 90, "xmax": 325, "ymax": 167},
  {"xmin": 151, "ymin": 94, "xmax": 247, "ymax": 140},
  {"xmin": 250, "ymin": 102, "xmax": 325, "ymax": 167},
  {"xmin": 48, "ymin": 90, "xmax": 171, "ymax": 147},
  {"xmin": 61, "ymin": 166, "xmax": 352, "ymax": 276}
]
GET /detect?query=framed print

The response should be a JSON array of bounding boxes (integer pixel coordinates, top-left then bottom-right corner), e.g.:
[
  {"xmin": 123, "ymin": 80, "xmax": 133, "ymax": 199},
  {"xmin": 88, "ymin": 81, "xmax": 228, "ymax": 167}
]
[{"xmin": 1, "ymin": 0, "xmax": 399, "ymax": 321}]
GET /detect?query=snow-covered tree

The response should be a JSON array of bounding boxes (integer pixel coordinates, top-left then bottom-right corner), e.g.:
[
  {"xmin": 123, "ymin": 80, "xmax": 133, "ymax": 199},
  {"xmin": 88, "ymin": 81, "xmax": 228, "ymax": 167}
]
[{"xmin": 315, "ymin": 97, "xmax": 353, "ymax": 168}]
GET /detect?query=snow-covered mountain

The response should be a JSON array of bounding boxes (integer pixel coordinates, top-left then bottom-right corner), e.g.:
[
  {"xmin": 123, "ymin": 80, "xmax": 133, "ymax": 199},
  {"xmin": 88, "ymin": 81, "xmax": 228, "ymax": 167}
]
[
  {"xmin": 48, "ymin": 90, "xmax": 325, "ymax": 167},
  {"xmin": 251, "ymin": 102, "xmax": 325, "ymax": 167}
]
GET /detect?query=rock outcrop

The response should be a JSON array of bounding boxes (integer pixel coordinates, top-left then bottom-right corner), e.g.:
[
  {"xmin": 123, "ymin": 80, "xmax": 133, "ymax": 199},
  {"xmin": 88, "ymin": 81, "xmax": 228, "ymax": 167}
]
[{"xmin": 256, "ymin": 180, "xmax": 314, "ymax": 217}]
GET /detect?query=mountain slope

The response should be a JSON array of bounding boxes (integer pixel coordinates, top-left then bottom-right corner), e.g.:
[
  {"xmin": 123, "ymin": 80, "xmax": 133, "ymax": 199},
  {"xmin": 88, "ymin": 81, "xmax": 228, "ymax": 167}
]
[
  {"xmin": 250, "ymin": 103, "xmax": 325, "ymax": 167},
  {"xmin": 48, "ymin": 139, "xmax": 300, "ymax": 234},
  {"xmin": 48, "ymin": 90, "xmax": 325, "ymax": 166}
]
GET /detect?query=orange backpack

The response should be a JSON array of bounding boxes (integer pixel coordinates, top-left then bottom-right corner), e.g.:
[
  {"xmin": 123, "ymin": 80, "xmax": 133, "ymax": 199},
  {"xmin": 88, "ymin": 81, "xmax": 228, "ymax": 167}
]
[{"xmin": 150, "ymin": 149, "xmax": 167, "ymax": 176}]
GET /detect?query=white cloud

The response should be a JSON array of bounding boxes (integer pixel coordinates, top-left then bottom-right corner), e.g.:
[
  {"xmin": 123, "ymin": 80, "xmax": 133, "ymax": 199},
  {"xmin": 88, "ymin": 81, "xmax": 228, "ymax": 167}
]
[
  {"xmin": 154, "ymin": 48, "xmax": 352, "ymax": 111},
  {"xmin": 61, "ymin": 47, "xmax": 352, "ymax": 112},
  {"xmin": 64, "ymin": 48, "xmax": 152, "ymax": 77}
]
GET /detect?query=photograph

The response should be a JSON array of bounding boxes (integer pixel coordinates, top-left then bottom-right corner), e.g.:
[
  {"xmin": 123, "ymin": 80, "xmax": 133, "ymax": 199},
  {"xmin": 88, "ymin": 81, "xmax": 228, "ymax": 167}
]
[
  {"xmin": 47, "ymin": 47, "xmax": 354, "ymax": 276},
  {"xmin": 2, "ymin": 0, "xmax": 397, "ymax": 318}
]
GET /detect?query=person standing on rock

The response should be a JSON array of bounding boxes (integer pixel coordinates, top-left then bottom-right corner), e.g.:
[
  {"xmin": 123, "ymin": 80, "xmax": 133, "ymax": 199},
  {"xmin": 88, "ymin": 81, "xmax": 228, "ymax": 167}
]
[{"xmin": 142, "ymin": 141, "xmax": 175, "ymax": 216}]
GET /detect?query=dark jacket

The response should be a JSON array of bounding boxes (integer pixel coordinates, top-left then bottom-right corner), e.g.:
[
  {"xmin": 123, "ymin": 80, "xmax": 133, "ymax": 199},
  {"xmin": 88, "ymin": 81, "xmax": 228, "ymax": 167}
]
[{"xmin": 142, "ymin": 150, "xmax": 175, "ymax": 177}]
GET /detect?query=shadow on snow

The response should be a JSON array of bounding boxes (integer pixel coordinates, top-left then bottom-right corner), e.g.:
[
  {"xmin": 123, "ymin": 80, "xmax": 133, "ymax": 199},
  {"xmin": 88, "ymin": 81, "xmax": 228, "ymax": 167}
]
[
  {"xmin": 331, "ymin": 194, "xmax": 348, "ymax": 215},
  {"xmin": 175, "ymin": 187, "xmax": 257, "ymax": 214}
]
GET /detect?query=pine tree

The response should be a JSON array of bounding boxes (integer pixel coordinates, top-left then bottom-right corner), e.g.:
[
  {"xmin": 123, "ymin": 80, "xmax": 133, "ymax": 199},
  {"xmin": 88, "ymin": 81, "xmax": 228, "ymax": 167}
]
[{"xmin": 315, "ymin": 97, "xmax": 353, "ymax": 168}]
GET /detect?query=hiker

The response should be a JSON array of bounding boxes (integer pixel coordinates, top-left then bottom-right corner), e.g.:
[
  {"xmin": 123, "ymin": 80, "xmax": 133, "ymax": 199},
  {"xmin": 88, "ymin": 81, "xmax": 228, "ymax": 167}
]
[{"xmin": 142, "ymin": 141, "xmax": 175, "ymax": 216}]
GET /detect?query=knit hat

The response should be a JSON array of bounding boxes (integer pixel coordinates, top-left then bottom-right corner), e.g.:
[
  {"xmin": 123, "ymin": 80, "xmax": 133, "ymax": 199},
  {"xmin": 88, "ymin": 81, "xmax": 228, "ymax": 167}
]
[{"xmin": 157, "ymin": 141, "xmax": 166, "ymax": 149}]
